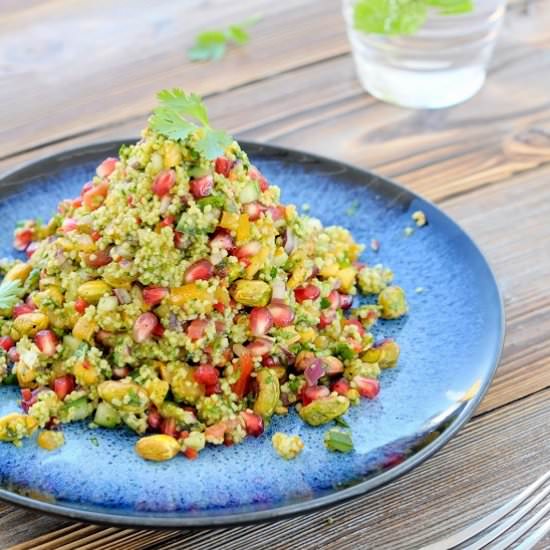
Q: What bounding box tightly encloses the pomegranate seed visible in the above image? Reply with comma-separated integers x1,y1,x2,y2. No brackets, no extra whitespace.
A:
132,312,159,343
210,229,234,250
147,408,162,430
214,157,232,177
81,181,94,196
21,388,32,402
34,330,58,356
249,307,273,336
183,448,199,460
243,202,265,221
249,166,269,192
160,215,175,227
205,381,222,396
174,231,185,249
354,376,380,399
96,157,117,178
21,388,39,413
241,410,264,437
13,229,33,251
91,230,101,242
7,347,19,363
61,218,78,232
0,336,14,352
267,205,285,221
190,175,213,198
262,355,279,368
247,337,274,356
161,417,178,437
194,364,219,386
74,297,88,315
85,249,112,268
301,385,330,406
327,290,341,309
152,323,165,338
143,286,168,306
234,241,261,259
339,293,354,310
152,169,176,197
345,318,366,337
214,302,225,313
13,304,35,318
294,284,320,303
83,181,109,210
331,378,350,396
184,259,214,283
268,301,294,327
318,310,336,329
53,375,75,400
187,319,208,341
112,366,130,379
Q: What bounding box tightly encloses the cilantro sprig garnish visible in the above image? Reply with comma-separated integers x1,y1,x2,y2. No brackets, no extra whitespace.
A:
150,89,233,159
354,0,474,36
188,15,261,62
0,279,24,311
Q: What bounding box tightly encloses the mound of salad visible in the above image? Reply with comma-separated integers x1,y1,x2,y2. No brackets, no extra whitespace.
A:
0,90,407,461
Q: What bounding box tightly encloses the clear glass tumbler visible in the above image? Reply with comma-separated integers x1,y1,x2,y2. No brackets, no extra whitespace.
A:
343,0,507,109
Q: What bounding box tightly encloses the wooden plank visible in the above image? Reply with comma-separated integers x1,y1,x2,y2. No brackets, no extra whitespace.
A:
0,0,349,160
3,388,548,549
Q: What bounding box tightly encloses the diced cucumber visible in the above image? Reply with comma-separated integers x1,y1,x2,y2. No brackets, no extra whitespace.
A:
239,181,260,204
94,402,121,428
60,396,93,422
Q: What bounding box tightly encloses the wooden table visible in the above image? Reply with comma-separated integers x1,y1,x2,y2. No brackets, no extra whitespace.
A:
1,1,549,548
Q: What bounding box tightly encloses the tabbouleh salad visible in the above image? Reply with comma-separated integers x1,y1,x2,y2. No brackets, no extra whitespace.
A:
0,90,407,462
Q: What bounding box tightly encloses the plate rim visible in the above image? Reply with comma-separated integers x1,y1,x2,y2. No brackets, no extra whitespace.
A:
0,139,505,528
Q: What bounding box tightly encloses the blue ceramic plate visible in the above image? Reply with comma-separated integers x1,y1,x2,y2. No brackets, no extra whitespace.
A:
0,141,504,527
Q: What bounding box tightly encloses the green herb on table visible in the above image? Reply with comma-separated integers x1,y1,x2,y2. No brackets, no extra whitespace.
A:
346,200,359,217
324,427,354,453
334,416,350,428
188,15,261,62
354,0,474,36
150,89,233,159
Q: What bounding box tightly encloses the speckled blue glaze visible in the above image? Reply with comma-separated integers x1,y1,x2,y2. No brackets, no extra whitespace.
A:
0,142,503,527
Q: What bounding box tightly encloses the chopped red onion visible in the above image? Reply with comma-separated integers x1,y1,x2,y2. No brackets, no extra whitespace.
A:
304,359,325,386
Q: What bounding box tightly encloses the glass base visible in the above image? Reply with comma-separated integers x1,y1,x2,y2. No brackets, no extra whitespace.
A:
354,58,486,109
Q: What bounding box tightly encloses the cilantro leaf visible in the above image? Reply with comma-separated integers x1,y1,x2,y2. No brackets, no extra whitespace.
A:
150,106,195,141
324,428,354,453
187,16,261,62
156,89,209,126
0,279,24,311
195,128,233,159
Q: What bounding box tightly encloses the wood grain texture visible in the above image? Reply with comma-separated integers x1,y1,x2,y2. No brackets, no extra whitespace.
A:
1,0,550,548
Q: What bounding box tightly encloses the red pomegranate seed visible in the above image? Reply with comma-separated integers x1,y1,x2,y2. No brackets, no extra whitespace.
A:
268,301,294,327
249,166,269,192
187,319,208,341
183,448,199,460
7,347,19,363
247,337,274,356
81,181,94,196
243,202,265,221
262,355,279,368
85,249,112,268
13,229,33,251
74,297,88,315
96,157,117,178
301,385,330,406
339,293,354,310
327,290,341,309
194,364,219,386
205,381,222,396
25,242,39,258
61,218,78,232
143,286,168,306
214,302,225,313
214,157,232,177
53,375,75,400
147,408,162,430
152,323,165,338
241,410,264,437
184,259,214,283
318,310,336,329
267,205,285,221
161,417,178,437
249,307,273,336
0,336,14,352
354,376,380,399
34,330,58,356
210,229,234,250
13,304,35,318
174,231,185,249
91,230,101,242
132,312,159,343
21,388,32,402
190,175,213,198
152,169,176,197
344,318,366,337
234,241,261,259
331,378,350,396
160,215,175,227
294,284,320,303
